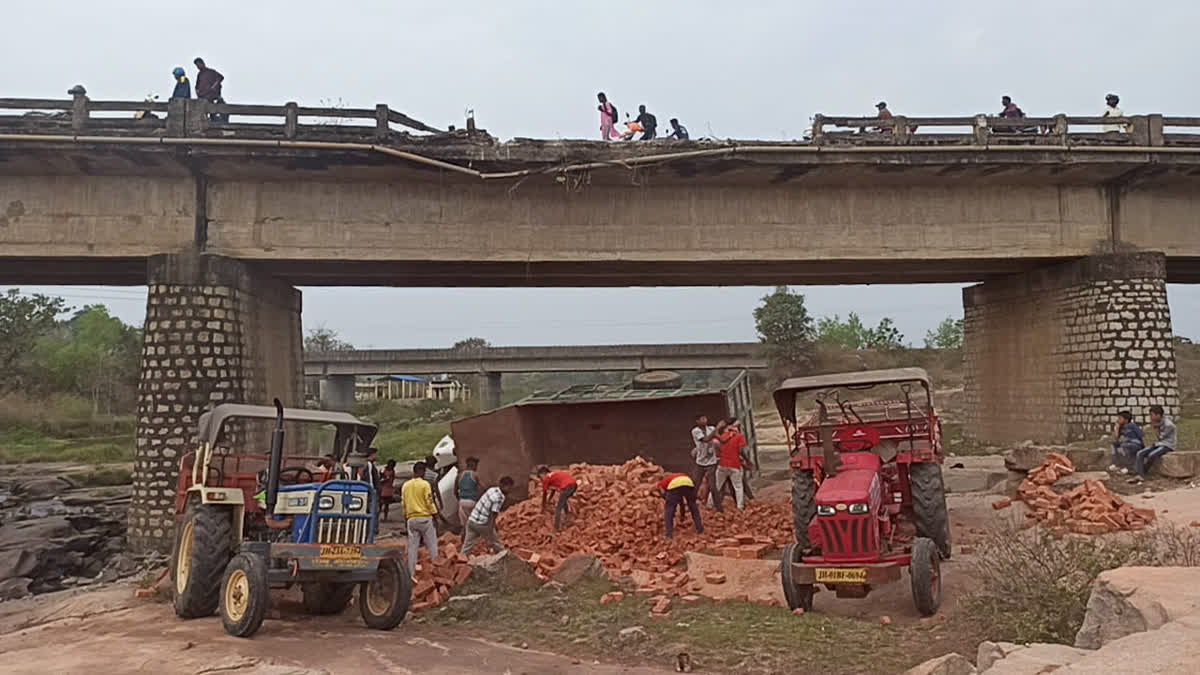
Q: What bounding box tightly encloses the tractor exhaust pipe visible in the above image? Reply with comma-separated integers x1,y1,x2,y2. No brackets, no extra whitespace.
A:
265,398,285,516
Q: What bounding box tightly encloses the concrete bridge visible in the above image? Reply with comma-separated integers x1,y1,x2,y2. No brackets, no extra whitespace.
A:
305,342,766,410
1,95,1195,551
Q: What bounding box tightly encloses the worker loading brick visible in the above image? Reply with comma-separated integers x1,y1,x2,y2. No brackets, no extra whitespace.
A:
538,466,579,531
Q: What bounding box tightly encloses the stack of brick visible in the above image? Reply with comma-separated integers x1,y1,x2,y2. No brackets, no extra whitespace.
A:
409,537,473,612
1016,452,1156,534
495,456,793,596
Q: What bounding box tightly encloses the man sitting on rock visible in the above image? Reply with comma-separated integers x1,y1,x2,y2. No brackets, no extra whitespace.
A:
1108,410,1144,475
1131,405,1177,482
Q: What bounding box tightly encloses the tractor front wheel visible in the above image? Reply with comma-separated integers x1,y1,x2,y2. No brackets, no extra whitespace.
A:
171,501,233,618
910,462,952,560
360,556,413,630
780,543,814,612
909,537,942,617
302,582,356,615
219,552,270,638
790,470,817,551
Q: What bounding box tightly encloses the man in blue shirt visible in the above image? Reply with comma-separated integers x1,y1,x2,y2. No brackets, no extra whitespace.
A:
1109,410,1144,475
455,456,481,526
170,67,191,100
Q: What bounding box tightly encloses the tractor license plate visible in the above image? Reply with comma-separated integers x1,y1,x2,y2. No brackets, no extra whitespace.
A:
319,545,363,560
815,568,867,584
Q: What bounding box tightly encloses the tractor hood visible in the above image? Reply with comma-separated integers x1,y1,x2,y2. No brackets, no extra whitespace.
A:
815,453,884,505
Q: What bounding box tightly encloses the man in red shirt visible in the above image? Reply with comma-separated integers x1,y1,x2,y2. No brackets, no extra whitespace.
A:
657,472,703,539
538,466,578,531
715,417,748,510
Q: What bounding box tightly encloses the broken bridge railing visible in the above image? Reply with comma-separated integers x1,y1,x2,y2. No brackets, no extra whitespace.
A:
811,114,1200,147
0,93,447,139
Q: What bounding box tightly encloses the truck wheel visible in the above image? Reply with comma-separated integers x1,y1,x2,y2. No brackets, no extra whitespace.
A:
302,582,356,615
219,552,270,638
791,470,817,551
909,537,942,617
360,556,412,630
910,462,951,560
172,501,233,618
780,543,814,612
630,370,683,390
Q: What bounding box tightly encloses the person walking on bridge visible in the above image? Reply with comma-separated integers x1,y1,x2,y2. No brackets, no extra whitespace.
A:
193,57,226,122
170,67,190,99
597,92,621,141
664,118,689,140
635,104,658,140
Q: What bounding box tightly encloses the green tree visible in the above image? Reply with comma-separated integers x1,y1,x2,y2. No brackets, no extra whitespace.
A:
866,317,905,350
34,305,141,413
753,286,815,375
0,289,68,391
815,313,868,349
924,316,964,349
304,326,353,352
452,337,491,352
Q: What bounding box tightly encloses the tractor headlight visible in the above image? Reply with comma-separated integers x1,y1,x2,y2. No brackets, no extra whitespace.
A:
349,496,364,511
318,495,335,510
848,503,870,515
817,505,835,517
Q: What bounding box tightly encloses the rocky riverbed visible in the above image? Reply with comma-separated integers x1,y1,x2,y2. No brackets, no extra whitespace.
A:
0,464,161,601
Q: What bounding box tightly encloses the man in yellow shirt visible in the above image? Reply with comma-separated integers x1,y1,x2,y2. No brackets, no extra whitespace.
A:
401,462,439,578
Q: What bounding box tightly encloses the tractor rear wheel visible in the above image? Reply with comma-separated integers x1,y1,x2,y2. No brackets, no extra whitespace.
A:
302,582,356,615
791,470,817,551
910,462,951,560
219,552,270,638
909,537,942,617
360,556,412,630
780,543,814,612
171,501,233,618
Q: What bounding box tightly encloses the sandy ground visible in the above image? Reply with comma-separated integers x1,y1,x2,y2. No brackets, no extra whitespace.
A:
0,585,670,675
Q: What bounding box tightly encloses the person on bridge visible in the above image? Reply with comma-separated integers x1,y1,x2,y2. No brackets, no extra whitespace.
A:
1102,94,1127,133
635,105,658,140
402,461,440,577
872,101,894,134
538,466,578,531
999,95,1025,119
664,118,689,140
1108,410,1144,475
597,92,621,141
193,58,227,122
658,471,703,539
170,67,190,100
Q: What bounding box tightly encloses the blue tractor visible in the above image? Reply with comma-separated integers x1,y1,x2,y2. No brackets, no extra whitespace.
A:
168,400,412,637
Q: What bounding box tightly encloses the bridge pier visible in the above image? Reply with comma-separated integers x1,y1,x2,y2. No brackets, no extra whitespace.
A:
128,253,303,553
479,372,502,411
963,252,1178,445
319,375,357,412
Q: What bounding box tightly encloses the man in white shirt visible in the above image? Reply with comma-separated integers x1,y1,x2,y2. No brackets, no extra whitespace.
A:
690,414,722,512
1102,93,1126,133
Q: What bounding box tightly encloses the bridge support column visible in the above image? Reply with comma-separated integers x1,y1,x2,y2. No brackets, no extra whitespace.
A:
963,252,1177,445
128,253,303,553
319,375,357,412
479,372,502,412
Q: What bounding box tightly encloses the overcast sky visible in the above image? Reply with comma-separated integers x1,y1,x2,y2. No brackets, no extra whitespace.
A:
6,1,1199,346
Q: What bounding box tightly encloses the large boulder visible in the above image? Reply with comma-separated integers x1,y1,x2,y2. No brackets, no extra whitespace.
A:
976,641,1089,674
1152,452,1198,479
551,554,609,586
944,468,1008,494
1074,566,1200,649
0,577,32,601
1004,447,1107,473
468,551,541,590
901,653,976,675
1059,612,1200,673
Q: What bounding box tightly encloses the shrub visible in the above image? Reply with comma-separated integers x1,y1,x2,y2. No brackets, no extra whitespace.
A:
964,520,1200,644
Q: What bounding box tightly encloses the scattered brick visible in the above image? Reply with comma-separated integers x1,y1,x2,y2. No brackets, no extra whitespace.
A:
792,608,805,616
600,591,625,605
880,615,892,626
651,596,672,614
991,499,1012,510
680,594,702,604
134,588,155,599
704,571,727,585
1015,453,1154,534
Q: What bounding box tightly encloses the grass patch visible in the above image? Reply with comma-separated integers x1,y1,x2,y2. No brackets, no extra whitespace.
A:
66,465,134,486
964,520,1200,644
353,399,474,463
0,427,134,464
425,578,968,675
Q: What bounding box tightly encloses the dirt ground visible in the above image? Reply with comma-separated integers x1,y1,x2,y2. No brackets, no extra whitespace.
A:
0,584,671,674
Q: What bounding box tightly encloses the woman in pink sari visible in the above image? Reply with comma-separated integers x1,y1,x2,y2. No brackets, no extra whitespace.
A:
597,92,621,140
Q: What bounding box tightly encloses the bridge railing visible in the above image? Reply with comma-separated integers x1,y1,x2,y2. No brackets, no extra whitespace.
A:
811,114,1200,147
0,93,447,139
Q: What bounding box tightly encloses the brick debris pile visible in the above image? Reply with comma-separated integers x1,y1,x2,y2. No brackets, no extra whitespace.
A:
408,536,472,612
1013,452,1156,534
495,456,794,596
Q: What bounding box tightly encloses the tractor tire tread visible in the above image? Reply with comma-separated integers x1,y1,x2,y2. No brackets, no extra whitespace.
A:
910,537,942,617
910,462,951,560
173,502,233,618
791,470,817,551
359,556,413,630
219,552,270,638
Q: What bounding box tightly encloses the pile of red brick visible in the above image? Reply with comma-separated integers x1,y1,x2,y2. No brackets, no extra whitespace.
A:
409,537,472,612
495,456,794,596
1016,452,1156,534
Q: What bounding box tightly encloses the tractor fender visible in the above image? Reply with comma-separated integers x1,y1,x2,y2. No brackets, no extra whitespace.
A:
188,486,246,543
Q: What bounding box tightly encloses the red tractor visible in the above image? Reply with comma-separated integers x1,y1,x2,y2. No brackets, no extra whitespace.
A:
774,368,949,616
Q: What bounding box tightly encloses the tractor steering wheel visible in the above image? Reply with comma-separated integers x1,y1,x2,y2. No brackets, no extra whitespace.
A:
277,467,315,485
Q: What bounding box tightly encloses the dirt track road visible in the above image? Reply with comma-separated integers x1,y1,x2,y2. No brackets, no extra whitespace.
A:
0,585,669,675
